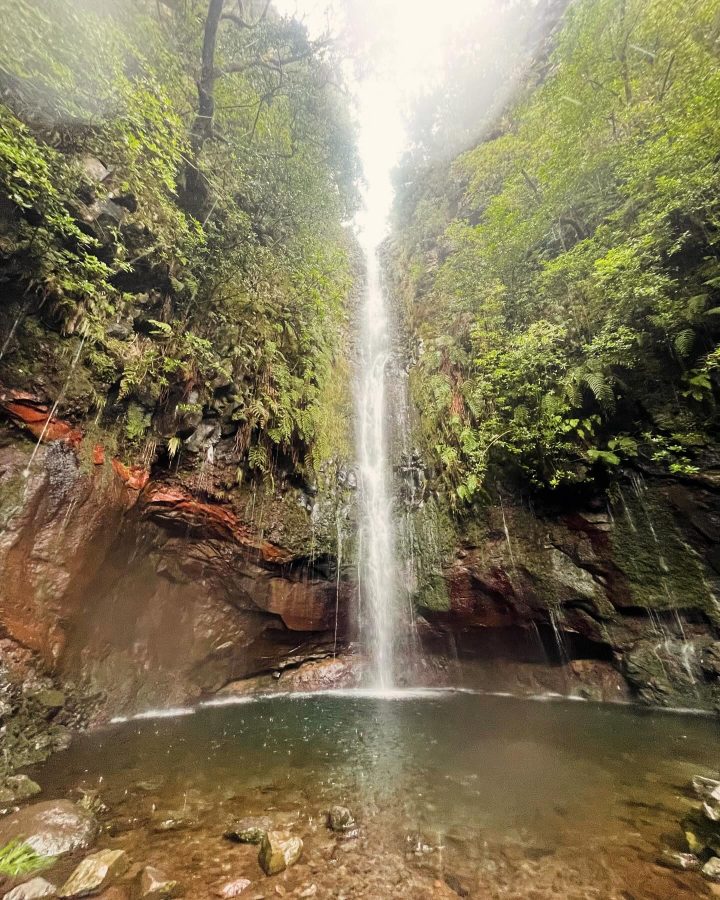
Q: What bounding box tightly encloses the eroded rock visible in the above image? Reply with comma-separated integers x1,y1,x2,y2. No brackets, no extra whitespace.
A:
0,801,98,857
258,831,302,876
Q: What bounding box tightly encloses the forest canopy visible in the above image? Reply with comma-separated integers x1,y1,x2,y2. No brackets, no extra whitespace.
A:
390,0,720,504
0,0,359,477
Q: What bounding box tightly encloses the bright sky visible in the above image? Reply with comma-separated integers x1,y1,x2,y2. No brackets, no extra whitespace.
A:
273,0,507,246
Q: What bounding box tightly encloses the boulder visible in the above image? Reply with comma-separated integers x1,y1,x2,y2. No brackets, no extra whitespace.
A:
59,849,129,898
258,831,302,876
224,817,272,845
0,802,98,857
138,866,180,898
327,806,356,835
703,857,720,882
3,878,57,899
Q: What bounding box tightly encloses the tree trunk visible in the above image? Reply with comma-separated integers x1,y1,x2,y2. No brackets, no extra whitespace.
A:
183,0,224,216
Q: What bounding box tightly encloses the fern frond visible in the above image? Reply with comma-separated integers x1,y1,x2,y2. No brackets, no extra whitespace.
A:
674,328,695,358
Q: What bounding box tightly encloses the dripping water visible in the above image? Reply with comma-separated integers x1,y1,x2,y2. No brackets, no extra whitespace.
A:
23,334,87,478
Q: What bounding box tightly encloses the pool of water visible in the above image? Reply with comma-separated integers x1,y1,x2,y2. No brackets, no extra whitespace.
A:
23,691,720,898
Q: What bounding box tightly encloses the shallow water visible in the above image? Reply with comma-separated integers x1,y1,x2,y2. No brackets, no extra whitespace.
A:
24,692,720,898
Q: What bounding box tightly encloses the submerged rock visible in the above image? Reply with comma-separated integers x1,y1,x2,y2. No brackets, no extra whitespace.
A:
224,816,272,844
327,806,356,835
151,815,199,833
215,879,251,898
3,877,57,899
657,849,701,871
258,831,302,876
703,857,720,881
704,786,720,822
0,775,41,804
682,811,720,855
59,849,129,897
692,776,720,801
138,865,180,898
0,801,98,857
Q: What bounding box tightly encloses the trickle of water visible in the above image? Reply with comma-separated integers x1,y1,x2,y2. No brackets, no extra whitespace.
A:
355,239,401,690
23,334,86,478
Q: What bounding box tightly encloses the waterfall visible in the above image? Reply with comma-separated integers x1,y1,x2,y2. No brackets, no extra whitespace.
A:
356,233,402,690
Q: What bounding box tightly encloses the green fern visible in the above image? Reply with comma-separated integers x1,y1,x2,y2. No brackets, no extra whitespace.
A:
248,443,269,474
673,328,695,358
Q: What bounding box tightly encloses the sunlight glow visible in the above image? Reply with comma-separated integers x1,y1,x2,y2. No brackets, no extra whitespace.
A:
273,0,508,245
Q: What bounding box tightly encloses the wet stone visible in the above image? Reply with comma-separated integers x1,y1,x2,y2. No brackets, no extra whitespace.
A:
224,817,272,844
704,858,720,882
3,877,57,899
152,815,199,833
258,831,303,876
682,811,720,855
691,776,720,801
657,849,701,871
327,807,356,835
0,801,98,857
704,786,720,823
59,849,129,898
215,879,251,898
138,865,180,898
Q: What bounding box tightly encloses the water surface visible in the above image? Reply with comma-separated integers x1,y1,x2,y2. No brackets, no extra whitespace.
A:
27,692,720,898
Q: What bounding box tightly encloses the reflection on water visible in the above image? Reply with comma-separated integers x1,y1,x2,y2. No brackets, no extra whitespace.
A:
26,694,720,898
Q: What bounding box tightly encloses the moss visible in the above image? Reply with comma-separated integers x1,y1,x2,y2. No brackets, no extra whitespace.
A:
415,571,450,612
611,486,716,619
404,500,452,612
0,313,98,415
309,352,354,470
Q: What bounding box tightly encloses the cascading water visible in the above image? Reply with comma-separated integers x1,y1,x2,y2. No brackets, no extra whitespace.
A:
355,233,402,690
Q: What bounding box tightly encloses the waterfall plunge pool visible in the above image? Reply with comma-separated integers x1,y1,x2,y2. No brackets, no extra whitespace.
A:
18,692,720,898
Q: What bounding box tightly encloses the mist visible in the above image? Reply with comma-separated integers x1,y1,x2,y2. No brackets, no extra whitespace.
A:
275,0,563,244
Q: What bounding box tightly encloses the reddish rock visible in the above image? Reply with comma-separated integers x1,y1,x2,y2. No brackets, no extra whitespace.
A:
0,387,82,445
111,459,150,491
141,484,292,563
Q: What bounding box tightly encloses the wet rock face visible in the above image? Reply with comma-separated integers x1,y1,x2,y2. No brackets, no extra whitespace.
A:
0,431,352,728
430,479,720,710
0,801,98,857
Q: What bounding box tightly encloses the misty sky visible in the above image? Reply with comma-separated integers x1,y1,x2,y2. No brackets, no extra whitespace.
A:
273,0,533,246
